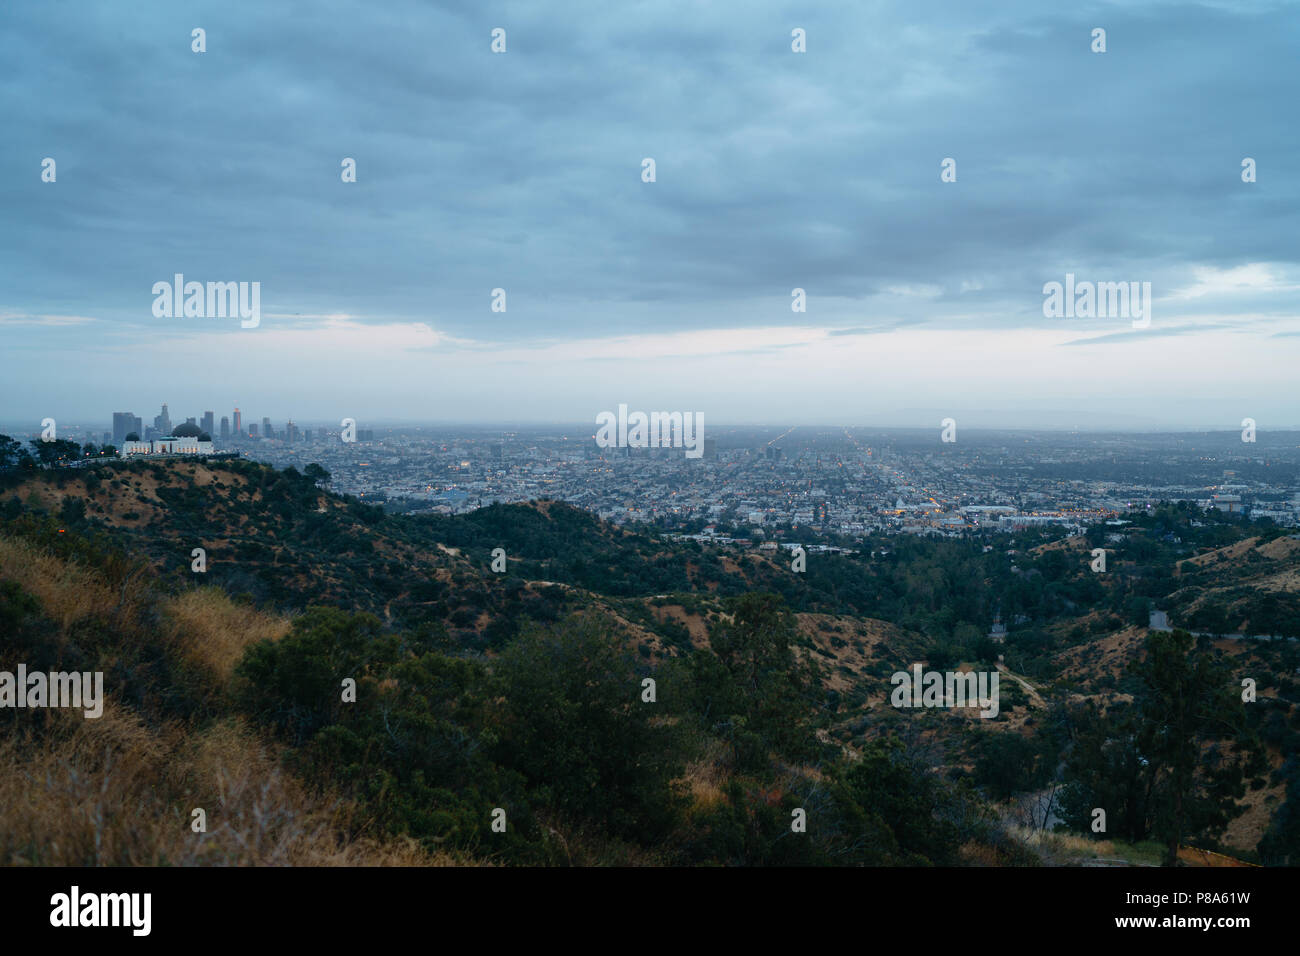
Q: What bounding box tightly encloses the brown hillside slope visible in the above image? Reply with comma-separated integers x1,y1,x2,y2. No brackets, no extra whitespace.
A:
0,537,475,867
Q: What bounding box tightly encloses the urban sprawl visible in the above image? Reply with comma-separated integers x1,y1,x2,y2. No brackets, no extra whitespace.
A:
33,404,1300,540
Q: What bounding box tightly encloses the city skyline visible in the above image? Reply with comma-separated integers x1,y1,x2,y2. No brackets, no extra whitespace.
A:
10,411,1300,435
9,406,1300,435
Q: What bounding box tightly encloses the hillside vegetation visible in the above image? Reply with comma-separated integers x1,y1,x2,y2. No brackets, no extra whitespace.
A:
1,455,1297,866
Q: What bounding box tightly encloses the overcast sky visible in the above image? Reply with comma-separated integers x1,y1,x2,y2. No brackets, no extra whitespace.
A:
2,0,1298,430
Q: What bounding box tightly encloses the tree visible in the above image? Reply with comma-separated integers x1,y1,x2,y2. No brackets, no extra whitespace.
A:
28,437,80,467
1259,756,1300,866
1059,630,1256,864
825,737,983,865
0,435,29,471
493,614,686,842
974,732,1042,801
1139,630,1254,865
690,592,822,768
1120,594,1149,629
236,606,395,743
303,463,331,488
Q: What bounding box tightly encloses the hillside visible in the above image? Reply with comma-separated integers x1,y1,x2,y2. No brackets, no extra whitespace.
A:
1,458,1297,866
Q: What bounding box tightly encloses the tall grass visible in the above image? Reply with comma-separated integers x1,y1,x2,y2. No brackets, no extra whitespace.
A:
0,534,474,866
162,587,292,686
0,705,469,866
0,535,116,632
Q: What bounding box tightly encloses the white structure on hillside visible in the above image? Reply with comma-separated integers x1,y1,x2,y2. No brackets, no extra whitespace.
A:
120,422,214,457
121,436,214,456
988,617,1007,644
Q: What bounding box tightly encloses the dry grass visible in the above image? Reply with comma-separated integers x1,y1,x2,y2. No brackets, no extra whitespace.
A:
529,811,670,866
161,587,292,685
1021,827,1116,857
0,534,118,632
0,703,471,866
681,737,732,813
1001,823,1146,865
0,532,477,866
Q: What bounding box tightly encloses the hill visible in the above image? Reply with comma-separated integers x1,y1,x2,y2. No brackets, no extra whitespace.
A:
1,457,1297,866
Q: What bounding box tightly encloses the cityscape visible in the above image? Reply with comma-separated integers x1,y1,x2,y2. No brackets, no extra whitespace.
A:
13,402,1300,537
2,0,1295,922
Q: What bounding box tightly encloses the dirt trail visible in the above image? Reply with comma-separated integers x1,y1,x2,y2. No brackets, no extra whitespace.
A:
996,663,1046,709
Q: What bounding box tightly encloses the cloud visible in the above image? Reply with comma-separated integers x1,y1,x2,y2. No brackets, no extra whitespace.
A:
1167,263,1300,301
1060,323,1236,346
2,0,1299,424
0,313,98,326
827,319,920,336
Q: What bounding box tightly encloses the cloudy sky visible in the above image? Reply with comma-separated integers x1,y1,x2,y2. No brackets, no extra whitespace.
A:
2,0,1298,430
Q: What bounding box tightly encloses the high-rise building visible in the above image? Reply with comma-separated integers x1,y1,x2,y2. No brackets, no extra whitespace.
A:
201,411,215,436
219,416,230,440
154,403,172,436
286,420,299,443
262,417,273,440
233,406,242,437
112,412,142,447
248,424,259,438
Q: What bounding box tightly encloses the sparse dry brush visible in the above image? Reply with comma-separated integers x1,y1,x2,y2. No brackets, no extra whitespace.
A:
1003,823,1118,864
682,738,731,814
0,535,472,867
0,703,467,866
0,535,117,632
162,587,292,686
